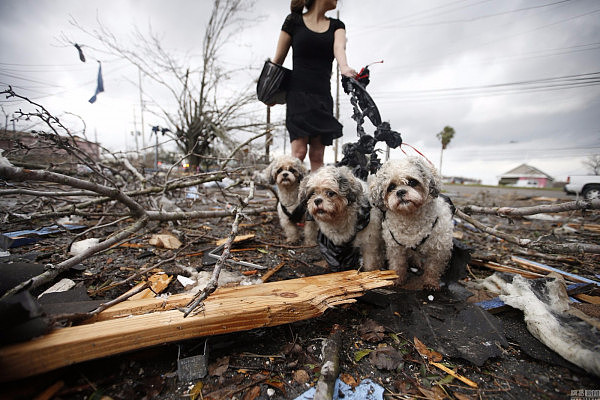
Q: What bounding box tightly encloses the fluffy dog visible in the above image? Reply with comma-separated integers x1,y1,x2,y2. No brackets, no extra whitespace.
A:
299,165,383,271
265,155,316,245
369,156,454,290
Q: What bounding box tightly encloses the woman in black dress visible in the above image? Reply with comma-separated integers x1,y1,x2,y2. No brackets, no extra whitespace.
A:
272,0,357,172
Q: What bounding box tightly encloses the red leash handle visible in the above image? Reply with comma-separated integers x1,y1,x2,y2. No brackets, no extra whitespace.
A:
356,60,384,80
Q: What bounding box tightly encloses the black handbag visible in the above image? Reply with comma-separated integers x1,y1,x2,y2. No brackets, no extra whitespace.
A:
256,59,291,105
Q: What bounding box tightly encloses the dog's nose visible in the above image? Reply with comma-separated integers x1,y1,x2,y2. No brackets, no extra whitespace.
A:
282,172,289,177
314,198,323,206
396,189,407,198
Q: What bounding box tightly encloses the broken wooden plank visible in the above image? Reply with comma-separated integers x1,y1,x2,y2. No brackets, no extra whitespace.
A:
216,233,254,246
468,259,547,280
511,256,600,286
0,270,397,381
126,272,173,300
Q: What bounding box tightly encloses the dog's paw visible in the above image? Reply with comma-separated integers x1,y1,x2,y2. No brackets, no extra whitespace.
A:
303,238,317,247
393,273,407,286
422,279,441,291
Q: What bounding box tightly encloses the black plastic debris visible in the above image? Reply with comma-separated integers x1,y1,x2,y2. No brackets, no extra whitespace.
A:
0,291,50,345
0,262,45,296
362,288,508,366
2,224,87,248
38,286,104,316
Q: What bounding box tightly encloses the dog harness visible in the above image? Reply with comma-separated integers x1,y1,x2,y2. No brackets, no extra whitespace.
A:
388,216,439,252
317,203,371,272
385,194,455,252
280,202,307,224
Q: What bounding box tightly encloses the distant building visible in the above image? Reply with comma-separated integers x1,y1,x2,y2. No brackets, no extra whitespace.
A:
498,163,554,188
0,130,100,166
442,176,482,185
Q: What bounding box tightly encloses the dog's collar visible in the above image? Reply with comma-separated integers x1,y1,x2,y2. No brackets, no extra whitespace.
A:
388,216,439,252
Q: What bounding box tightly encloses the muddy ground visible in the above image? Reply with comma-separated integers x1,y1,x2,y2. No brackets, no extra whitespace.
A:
1,184,599,400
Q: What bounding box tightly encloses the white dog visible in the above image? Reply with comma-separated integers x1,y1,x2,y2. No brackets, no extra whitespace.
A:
369,156,454,290
265,155,317,245
299,165,383,271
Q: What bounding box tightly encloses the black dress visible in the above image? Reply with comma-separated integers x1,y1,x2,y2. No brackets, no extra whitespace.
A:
281,13,345,146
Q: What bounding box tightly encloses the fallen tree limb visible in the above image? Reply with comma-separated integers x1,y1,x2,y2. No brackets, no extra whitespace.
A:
180,182,255,317
0,270,398,381
462,199,600,217
455,209,600,254
313,327,342,400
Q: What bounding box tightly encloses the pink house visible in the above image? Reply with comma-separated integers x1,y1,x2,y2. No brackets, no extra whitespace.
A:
498,164,554,188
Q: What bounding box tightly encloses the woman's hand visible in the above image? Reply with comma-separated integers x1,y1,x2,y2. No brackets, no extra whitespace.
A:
340,65,357,77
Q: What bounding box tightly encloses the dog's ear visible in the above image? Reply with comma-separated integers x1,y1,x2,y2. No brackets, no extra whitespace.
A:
422,159,441,198
368,174,386,210
295,159,308,181
297,176,312,207
264,161,276,185
337,167,363,204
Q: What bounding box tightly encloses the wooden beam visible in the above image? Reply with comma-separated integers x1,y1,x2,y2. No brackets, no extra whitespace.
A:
0,270,397,381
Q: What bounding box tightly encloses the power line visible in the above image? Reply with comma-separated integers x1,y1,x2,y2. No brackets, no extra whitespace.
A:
361,72,600,102
374,0,574,30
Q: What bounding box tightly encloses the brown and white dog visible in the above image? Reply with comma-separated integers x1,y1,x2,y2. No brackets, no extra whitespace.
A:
299,165,383,271
265,155,316,245
369,156,454,290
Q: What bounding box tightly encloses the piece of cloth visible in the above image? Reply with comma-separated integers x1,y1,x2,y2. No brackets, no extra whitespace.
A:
89,61,104,103
281,13,345,145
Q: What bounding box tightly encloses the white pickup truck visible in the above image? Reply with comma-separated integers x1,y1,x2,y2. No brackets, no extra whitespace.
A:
564,175,600,200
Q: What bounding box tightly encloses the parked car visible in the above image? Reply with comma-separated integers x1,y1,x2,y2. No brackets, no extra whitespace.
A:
564,175,600,200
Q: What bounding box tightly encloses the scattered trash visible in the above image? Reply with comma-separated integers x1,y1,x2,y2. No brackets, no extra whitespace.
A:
3,224,87,248
38,278,76,299
149,234,182,250
485,272,600,377
177,275,196,289
178,341,208,382
294,378,384,400
126,272,172,300
69,238,100,256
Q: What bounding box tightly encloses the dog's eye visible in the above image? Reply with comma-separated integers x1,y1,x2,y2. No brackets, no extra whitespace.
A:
407,179,419,187
387,183,397,193
326,190,336,198
276,168,283,175
288,168,296,174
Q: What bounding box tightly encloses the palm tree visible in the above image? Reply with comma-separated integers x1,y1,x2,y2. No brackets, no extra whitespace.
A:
436,125,455,176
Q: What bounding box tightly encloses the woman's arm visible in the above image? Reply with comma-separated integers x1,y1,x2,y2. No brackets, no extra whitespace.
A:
334,29,356,77
273,31,292,65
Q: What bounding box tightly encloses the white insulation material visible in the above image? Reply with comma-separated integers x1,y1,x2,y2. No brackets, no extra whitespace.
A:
488,273,600,377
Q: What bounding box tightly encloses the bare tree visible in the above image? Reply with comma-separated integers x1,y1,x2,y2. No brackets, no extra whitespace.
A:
68,0,265,171
582,154,600,175
0,87,274,300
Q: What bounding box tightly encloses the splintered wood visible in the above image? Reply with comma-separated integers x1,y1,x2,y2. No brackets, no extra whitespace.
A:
0,270,397,381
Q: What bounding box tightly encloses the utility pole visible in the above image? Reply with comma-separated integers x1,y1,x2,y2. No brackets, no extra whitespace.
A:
265,106,272,163
151,126,170,170
138,67,146,151
334,9,341,164
132,108,139,158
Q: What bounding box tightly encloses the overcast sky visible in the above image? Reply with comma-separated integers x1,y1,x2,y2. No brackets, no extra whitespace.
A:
1,0,599,184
